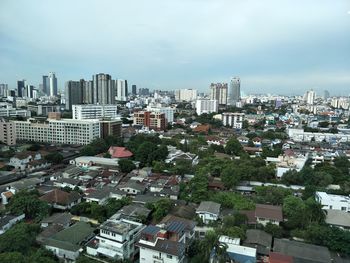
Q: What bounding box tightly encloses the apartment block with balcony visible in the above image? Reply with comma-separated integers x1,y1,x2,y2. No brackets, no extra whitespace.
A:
0,118,16,145
86,218,144,260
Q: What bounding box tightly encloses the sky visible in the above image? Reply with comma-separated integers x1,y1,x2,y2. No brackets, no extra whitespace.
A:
0,0,350,95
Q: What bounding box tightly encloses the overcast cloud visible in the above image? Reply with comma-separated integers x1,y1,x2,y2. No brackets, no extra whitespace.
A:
0,0,349,95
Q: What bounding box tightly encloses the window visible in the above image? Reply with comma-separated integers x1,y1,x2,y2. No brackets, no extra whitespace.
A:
166,254,173,259
341,207,346,211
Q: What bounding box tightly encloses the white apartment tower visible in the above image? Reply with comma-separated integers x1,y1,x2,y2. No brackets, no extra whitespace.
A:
195,99,218,115
210,83,228,105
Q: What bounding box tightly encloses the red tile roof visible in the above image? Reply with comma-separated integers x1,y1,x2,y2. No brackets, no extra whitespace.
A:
269,252,293,263
108,146,133,158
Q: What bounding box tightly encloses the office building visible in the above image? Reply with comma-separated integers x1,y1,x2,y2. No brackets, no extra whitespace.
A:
222,112,245,129
324,90,330,100
86,218,144,260
133,111,166,131
146,106,174,123
210,83,228,106
48,72,58,97
65,81,83,111
14,114,100,145
175,89,197,102
17,80,26,97
132,85,137,95
195,99,218,115
229,77,241,105
42,75,49,95
27,104,60,116
93,73,115,104
116,79,128,101
139,88,150,96
72,104,118,120
82,79,93,104
0,119,16,145
0,84,8,97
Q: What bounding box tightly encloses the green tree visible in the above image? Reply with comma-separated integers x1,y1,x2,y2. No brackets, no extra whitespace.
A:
190,168,209,203
0,252,25,263
45,152,64,164
7,190,49,221
283,196,306,229
221,164,241,189
147,198,172,222
0,223,40,254
264,222,283,238
118,159,136,173
254,186,292,205
225,137,244,156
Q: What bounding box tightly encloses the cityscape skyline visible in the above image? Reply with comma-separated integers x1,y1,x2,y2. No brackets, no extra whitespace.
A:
1,0,350,95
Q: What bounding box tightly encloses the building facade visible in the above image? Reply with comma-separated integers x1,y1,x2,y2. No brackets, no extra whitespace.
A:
175,89,197,102
14,116,100,145
93,73,115,105
195,99,218,115
229,77,241,105
133,111,166,130
222,112,245,129
116,79,128,101
210,83,228,106
48,72,58,97
146,106,174,123
0,119,16,145
72,104,118,120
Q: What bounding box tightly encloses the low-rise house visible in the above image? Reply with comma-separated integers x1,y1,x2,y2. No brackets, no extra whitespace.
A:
117,181,146,195
86,218,144,260
273,239,331,263
1,190,14,205
315,191,350,212
210,236,256,263
44,222,94,261
115,204,151,222
255,204,283,226
53,178,81,190
40,189,82,210
324,209,350,230
269,252,294,263
9,151,42,170
159,215,196,245
136,225,186,263
196,201,221,224
108,146,133,159
0,214,25,235
244,229,272,255
27,159,50,172
41,213,73,228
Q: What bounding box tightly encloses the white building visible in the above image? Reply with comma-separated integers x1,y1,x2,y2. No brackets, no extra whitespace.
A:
72,104,118,120
222,112,245,129
0,214,25,235
137,225,186,263
287,128,350,143
86,218,144,260
0,104,30,118
146,106,175,123
0,118,16,145
14,118,100,145
305,89,316,105
196,201,221,224
116,79,128,101
175,89,197,102
195,99,218,115
315,191,350,212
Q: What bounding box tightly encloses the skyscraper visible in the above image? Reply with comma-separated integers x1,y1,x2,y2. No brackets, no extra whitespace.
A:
132,85,137,95
324,90,330,100
17,80,26,97
116,79,128,101
65,81,83,111
305,89,316,105
0,84,8,97
92,73,115,104
42,75,49,95
48,72,58,96
210,83,228,105
81,79,93,104
229,77,241,105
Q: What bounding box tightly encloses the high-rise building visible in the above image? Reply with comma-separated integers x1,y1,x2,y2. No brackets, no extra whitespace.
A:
139,88,150,96
17,80,26,97
48,72,58,96
222,112,245,129
132,85,137,95
175,89,197,102
81,79,93,104
324,90,330,100
146,106,175,123
65,81,83,111
210,83,228,106
116,79,128,101
229,77,241,105
42,75,49,95
195,99,218,115
0,84,8,97
93,73,115,104
305,90,316,105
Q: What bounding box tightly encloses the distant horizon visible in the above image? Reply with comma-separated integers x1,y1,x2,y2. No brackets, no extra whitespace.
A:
1,0,350,95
